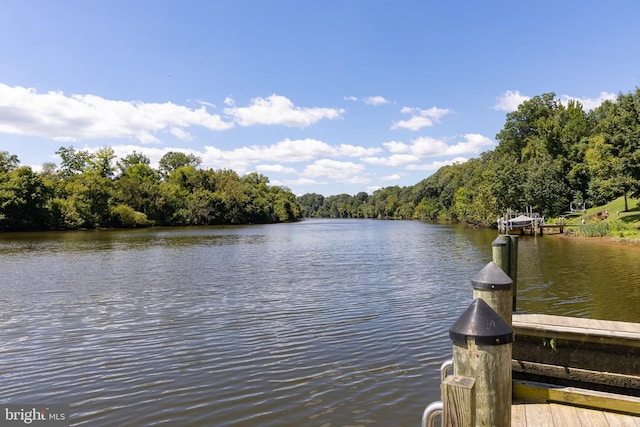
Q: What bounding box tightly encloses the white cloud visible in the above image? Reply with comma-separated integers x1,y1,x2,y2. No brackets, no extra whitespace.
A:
343,95,389,105
281,177,327,186
446,133,495,155
152,138,378,174
255,164,297,174
494,90,615,113
0,84,233,143
409,134,494,157
0,85,346,145
391,106,451,130
337,144,382,157
383,140,410,153
380,173,403,182
169,127,191,140
303,159,368,184
224,94,344,127
198,139,333,170
198,100,216,108
391,116,434,131
493,90,530,112
409,136,450,156
362,153,419,166
364,96,389,106
559,91,616,111
407,157,469,171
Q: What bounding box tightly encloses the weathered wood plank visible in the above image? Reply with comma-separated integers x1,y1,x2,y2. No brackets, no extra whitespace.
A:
512,324,640,348
524,403,554,427
575,405,609,427
512,360,640,390
548,403,579,426
513,380,640,415
513,313,640,335
442,375,475,427
511,403,527,426
512,402,640,426
603,411,640,427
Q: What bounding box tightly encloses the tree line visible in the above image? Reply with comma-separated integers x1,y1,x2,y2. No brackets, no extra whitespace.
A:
2,89,637,231
0,149,302,230
298,89,640,225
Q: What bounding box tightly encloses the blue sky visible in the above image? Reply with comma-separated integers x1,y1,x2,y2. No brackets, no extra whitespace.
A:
1,1,638,196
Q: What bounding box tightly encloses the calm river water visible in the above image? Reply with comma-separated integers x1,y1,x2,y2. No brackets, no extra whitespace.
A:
1,219,639,426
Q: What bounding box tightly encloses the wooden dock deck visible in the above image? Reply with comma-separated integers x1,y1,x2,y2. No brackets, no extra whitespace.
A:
512,401,640,426
422,241,640,426
511,313,640,426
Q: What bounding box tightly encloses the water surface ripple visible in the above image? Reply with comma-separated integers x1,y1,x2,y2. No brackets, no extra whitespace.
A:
1,219,638,426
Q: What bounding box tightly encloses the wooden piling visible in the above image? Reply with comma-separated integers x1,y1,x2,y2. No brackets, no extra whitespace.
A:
449,299,514,427
491,234,519,312
508,235,518,311
491,235,510,276
471,261,513,325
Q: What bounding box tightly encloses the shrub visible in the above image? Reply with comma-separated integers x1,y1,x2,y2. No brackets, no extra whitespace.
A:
110,204,150,227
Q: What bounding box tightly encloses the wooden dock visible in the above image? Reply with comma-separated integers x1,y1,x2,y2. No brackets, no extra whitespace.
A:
512,313,640,393
421,239,640,426
497,210,589,236
511,313,640,426
512,401,640,426
424,313,640,426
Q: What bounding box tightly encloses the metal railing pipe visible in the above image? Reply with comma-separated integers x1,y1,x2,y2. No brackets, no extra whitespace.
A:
440,359,453,383
421,401,442,427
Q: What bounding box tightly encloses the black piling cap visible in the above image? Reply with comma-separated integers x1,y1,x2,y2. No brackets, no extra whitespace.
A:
492,235,508,247
471,262,513,291
449,298,514,346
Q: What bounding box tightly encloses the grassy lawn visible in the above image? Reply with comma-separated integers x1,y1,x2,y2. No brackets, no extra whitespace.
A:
547,196,640,239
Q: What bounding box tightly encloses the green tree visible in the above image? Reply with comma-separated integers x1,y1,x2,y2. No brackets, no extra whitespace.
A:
117,151,151,173
114,159,160,219
270,186,301,222
155,181,190,224
0,166,50,229
50,147,115,228
495,93,559,162
55,146,92,176
587,89,640,211
297,193,325,217
242,172,272,223
88,147,117,178
0,151,19,173
158,151,202,177
53,172,112,228
184,189,225,225
522,157,569,217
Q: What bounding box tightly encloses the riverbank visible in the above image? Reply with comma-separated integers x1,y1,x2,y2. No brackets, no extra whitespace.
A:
554,232,640,252
542,196,640,249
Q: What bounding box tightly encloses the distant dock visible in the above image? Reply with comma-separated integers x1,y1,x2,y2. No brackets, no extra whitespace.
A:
498,208,609,236
497,210,545,235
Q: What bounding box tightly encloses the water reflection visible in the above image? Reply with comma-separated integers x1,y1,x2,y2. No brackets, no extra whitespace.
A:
0,221,638,426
